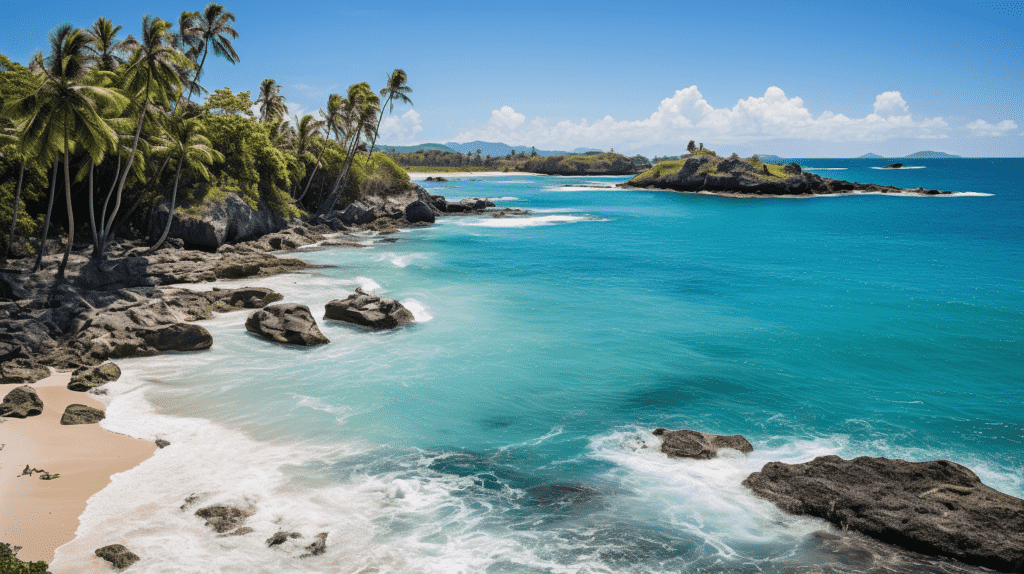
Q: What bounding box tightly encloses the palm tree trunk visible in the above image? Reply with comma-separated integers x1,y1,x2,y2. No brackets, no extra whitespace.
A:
178,44,208,110
56,140,74,283
98,92,148,259
32,160,59,273
365,95,392,162
297,143,328,202
88,162,99,254
147,156,184,253
2,160,25,265
317,129,363,216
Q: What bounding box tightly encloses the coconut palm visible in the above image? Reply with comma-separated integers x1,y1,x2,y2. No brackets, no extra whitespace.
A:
366,68,412,160
96,15,190,259
291,113,323,198
256,78,286,123
84,17,128,71
316,82,379,216
181,4,239,106
148,116,223,252
297,95,343,202
8,23,127,281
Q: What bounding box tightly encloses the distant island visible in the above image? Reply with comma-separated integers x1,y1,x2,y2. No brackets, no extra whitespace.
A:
857,151,962,159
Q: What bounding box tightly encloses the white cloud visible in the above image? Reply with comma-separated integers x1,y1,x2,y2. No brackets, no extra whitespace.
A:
378,109,423,144
966,119,1018,136
454,86,953,152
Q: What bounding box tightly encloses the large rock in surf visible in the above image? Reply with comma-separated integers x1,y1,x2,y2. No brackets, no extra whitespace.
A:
245,304,330,346
68,362,121,392
742,455,1024,572
94,544,140,569
652,428,753,459
194,504,255,534
404,200,436,224
323,288,415,330
141,323,214,352
60,404,105,425
0,385,43,418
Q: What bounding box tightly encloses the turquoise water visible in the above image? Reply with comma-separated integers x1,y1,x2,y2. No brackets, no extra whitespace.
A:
65,159,1022,573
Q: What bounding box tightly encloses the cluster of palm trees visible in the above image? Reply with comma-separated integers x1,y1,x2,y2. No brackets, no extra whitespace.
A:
0,5,413,285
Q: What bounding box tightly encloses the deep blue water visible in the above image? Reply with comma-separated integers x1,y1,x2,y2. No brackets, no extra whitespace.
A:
67,159,1023,573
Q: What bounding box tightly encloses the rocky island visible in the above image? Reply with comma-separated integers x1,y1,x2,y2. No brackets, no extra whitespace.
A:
621,152,953,197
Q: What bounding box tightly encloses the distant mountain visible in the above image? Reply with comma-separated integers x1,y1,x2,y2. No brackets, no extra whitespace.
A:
857,153,885,159
903,150,961,158
377,143,457,154
444,141,575,157
572,147,602,153
757,154,786,162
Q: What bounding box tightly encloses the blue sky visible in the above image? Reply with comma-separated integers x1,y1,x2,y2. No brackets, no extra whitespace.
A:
2,0,1021,156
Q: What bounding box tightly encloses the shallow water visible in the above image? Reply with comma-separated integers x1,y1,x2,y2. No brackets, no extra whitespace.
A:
60,159,1023,573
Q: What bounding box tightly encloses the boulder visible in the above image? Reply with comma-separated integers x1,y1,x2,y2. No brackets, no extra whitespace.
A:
155,439,170,449
60,404,105,425
882,163,904,169
742,455,1024,572
336,202,379,225
245,304,330,346
68,362,121,392
148,195,289,251
323,288,415,330
207,287,283,312
301,532,329,558
404,200,436,224
783,162,802,174
194,504,254,534
94,544,140,569
140,323,213,352
266,531,302,547
652,428,753,459
0,385,43,418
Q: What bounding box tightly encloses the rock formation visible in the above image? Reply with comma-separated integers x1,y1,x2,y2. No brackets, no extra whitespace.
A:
743,455,1024,572
194,504,254,534
652,428,754,459
245,304,330,346
68,362,121,392
94,544,140,569
324,288,415,330
0,385,43,418
60,404,105,425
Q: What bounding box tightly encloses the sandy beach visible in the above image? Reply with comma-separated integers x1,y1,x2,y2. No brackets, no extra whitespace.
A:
0,370,155,564
408,170,543,179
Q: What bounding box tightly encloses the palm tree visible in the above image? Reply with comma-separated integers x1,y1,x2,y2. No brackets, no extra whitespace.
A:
256,78,286,123
96,14,190,259
8,23,126,281
316,82,379,216
297,95,343,202
292,113,323,198
148,116,223,252
181,4,238,106
366,68,412,160
84,17,128,71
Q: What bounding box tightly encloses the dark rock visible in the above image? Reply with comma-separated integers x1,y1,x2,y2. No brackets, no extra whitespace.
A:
324,288,415,330
492,208,531,218
0,385,43,418
60,404,105,425
206,287,283,312
881,163,904,169
155,439,170,449
742,455,1024,572
337,202,379,225
404,200,436,224
245,304,330,346
424,176,448,182
180,492,210,510
221,526,254,537
266,531,302,547
94,544,140,569
301,532,328,558
652,428,753,459
148,194,289,251
783,162,802,175
68,362,121,392
140,323,213,352
195,504,254,533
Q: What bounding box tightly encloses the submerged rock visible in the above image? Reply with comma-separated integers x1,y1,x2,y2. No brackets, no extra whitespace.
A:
652,428,753,459
155,439,170,449
742,455,1024,572
60,404,105,425
323,288,415,330
68,362,121,392
301,532,329,558
94,544,140,569
0,385,43,418
266,531,302,547
881,163,904,169
245,304,330,346
194,504,254,534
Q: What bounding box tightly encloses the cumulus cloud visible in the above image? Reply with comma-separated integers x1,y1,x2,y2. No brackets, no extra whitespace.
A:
377,109,423,144
454,86,954,151
966,119,1018,136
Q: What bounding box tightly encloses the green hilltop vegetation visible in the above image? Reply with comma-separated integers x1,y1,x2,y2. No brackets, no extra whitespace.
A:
0,5,415,281
388,147,650,175
631,148,790,184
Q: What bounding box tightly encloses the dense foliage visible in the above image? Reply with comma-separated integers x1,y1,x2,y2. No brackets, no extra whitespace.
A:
0,6,413,277
0,543,49,574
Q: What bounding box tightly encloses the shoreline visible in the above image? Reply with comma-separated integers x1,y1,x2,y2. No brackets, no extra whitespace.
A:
0,370,156,564
619,184,988,199
409,171,544,179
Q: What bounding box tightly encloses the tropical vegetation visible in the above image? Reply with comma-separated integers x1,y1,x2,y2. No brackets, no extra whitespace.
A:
0,5,414,282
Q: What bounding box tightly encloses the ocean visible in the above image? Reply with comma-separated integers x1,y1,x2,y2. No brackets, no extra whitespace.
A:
58,159,1023,573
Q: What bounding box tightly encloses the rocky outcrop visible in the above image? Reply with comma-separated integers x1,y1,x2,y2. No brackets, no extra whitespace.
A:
652,428,753,459
245,304,330,346
881,163,904,169
194,504,254,534
94,544,140,569
266,531,302,547
624,155,952,196
743,455,1024,572
68,362,121,392
148,195,289,251
0,385,43,418
301,532,329,558
155,439,170,449
323,288,415,330
405,200,436,224
522,152,641,175
140,323,213,352
442,198,496,213
60,404,105,425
